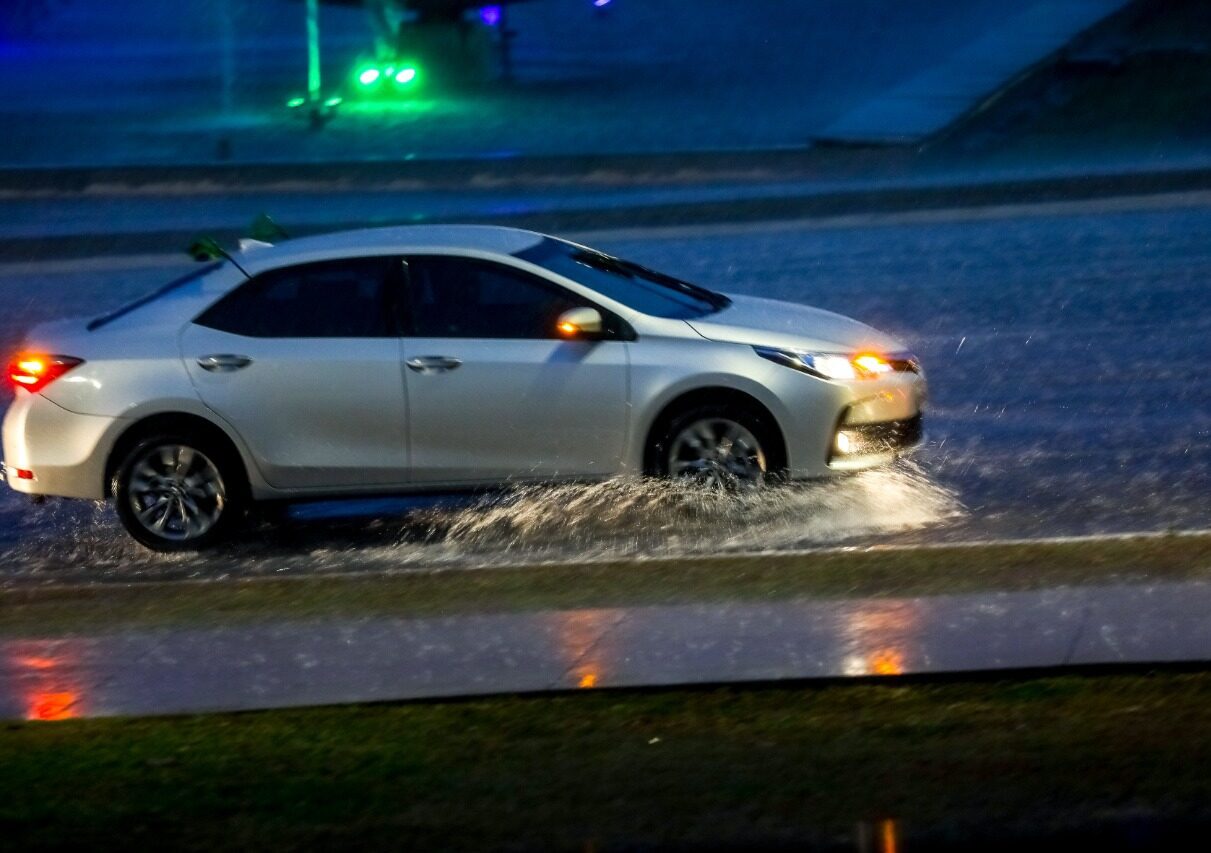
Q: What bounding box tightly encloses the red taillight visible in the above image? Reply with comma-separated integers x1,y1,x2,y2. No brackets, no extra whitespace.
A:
7,354,84,394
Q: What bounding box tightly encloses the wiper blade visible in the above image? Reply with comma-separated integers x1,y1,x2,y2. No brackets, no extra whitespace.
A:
572,250,629,277
571,250,731,309
615,258,732,309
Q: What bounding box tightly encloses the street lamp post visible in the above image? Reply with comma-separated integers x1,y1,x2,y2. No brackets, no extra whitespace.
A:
306,0,323,127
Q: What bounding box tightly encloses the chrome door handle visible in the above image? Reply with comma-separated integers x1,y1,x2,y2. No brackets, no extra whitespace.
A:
197,354,253,372
405,356,462,374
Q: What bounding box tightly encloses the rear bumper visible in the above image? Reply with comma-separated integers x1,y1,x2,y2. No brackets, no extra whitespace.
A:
2,391,122,500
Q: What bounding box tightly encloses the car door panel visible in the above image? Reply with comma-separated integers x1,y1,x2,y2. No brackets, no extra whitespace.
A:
182,327,407,489
180,256,409,491
403,337,628,483
402,255,630,484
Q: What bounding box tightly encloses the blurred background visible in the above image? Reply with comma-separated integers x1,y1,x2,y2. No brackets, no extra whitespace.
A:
0,0,1207,167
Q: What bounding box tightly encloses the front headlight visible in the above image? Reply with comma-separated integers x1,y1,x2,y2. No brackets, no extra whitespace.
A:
754,346,901,380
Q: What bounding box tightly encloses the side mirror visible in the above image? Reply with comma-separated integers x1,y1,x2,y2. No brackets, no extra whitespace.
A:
556,307,604,339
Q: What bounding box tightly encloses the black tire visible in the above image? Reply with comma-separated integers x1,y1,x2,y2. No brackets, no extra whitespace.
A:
645,401,787,485
113,431,248,552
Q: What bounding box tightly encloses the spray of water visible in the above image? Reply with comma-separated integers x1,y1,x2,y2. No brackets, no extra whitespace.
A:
0,460,962,583
402,459,963,564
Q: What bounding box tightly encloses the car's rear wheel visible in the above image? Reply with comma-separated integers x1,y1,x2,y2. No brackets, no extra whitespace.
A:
650,403,785,488
114,434,246,551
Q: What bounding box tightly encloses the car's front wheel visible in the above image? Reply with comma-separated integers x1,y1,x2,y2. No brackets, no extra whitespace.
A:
649,403,785,488
113,434,246,551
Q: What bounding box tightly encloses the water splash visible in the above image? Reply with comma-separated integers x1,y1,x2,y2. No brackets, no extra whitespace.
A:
0,460,963,583
401,459,963,562
0,497,181,578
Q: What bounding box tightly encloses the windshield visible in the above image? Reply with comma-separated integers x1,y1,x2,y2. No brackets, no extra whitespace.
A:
516,238,730,319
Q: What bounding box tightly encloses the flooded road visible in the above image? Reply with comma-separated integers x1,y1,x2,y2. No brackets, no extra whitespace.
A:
1,197,1209,583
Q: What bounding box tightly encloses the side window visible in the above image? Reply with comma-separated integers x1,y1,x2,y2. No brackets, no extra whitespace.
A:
194,257,398,338
405,256,588,339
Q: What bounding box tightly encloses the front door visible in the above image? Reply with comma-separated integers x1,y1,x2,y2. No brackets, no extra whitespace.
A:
401,255,629,484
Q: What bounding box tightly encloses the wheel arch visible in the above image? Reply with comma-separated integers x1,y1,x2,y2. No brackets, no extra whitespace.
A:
639,385,789,476
103,411,251,498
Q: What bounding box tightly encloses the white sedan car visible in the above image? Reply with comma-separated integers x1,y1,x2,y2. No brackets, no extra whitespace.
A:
3,225,925,550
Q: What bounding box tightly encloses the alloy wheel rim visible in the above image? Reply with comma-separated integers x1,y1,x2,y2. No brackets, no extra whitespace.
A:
668,418,767,487
127,444,226,541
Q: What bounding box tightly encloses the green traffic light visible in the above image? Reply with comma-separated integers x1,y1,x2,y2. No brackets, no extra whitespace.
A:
394,67,418,85
357,67,381,86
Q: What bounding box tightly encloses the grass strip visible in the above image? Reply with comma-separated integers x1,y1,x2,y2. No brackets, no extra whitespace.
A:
2,670,1211,850
2,534,1209,637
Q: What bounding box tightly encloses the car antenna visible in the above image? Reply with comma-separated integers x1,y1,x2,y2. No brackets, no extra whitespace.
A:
187,236,251,278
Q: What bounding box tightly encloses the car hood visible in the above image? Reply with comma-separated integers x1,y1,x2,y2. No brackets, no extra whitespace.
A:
686,294,906,353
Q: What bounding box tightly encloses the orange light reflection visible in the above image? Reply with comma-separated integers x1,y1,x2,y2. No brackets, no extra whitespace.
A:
841,601,919,677
28,691,80,721
7,641,88,721
868,650,905,677
880,819,898,853
551,609,622,691
15,656,58,671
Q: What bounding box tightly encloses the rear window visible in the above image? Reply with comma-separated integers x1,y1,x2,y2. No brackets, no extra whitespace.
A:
87,262,222,331
193,257,397,338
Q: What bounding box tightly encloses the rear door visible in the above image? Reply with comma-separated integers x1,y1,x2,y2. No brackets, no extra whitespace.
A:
180,256,409,490
401,255,629,484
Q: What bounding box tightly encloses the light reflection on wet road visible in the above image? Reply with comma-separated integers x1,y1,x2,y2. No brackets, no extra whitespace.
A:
4,579,1210,720
0,197,1208,582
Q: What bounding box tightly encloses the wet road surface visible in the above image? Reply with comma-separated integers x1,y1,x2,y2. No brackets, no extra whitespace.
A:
1,194,1209,583
5,577,1210,720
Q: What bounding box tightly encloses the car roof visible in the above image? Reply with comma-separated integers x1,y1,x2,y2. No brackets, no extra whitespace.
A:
237,224,547,274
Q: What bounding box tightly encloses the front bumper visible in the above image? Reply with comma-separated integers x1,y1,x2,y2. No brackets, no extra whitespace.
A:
827,413,923,471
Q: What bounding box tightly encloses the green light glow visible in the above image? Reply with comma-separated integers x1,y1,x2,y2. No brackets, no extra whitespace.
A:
358,68,381,86
286,97,306,108
343,98,442,117
394,67,418,85
324,96,343,107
